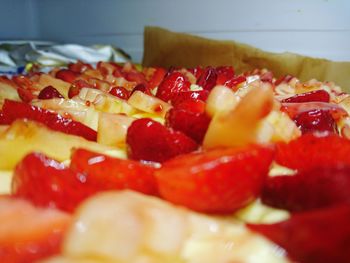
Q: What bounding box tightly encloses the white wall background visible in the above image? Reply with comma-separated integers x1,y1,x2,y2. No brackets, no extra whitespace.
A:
1,0,350,63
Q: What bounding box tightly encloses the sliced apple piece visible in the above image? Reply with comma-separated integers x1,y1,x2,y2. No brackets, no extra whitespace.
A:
32,98,99,131
128,90,172,118
61,191,287,263
205,85,240,117
0,120,125,170
97,112,135,147
76,88,136,115
0,77,20,106
203,84,274,148
37,74,70,98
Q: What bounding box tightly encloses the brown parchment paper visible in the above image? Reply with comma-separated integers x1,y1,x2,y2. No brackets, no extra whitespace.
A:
142,26,350,91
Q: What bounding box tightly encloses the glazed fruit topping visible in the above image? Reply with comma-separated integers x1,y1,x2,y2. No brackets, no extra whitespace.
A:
171,89,209,106
1,99,97,141
276,132,350,172
156,145,274,213
55,69,78,83
126,118,198,162
293,109,337,134
38,85,64,100
109,86,130,100
248,204,350,263
282,89,330,103
13,150,158,212
165,99,211,143
262,165,350,212
196,66,217,91
156,71,191,102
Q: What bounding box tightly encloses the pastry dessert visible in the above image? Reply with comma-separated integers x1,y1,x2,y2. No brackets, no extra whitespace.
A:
0,61,349,263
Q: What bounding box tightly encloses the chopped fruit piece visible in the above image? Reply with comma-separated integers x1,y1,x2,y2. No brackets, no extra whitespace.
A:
248,204,350,263
223,75,246,89
109,86,130,100
17,87,36,102
282,89,330,103
156,72,191,102
68,79,93,98
97,112,135,147
68,60,93,73
205,85,240,117
61,191,285,263
131,83,152,96
293,109,337,134
127,118,198,162
196,66,217,91
13,150,157,212
55,69,78,83
128,90,171,117
2,100,97,141
148,67,167,89
0,197,71,263
165,100,210,143
262,165,350,212
275,132,350,171
37,74,71,98
215,66,235,85
171,89,209,106
70,148,158,196
0,120,120,170
0,77,20,103
275,74,294,86
281,102,347,120
156,145,274,213
203,84,274,148
38,86,64,100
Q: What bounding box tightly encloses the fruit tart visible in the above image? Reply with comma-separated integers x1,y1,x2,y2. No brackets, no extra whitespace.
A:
0,62,350,263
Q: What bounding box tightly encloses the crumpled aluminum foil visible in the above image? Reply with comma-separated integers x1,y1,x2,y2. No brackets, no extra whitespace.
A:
0,41,131,75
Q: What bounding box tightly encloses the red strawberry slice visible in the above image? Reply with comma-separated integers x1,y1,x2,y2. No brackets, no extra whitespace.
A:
55,69,78,83
156,72,191,102
215,66,235,85
70,148,158,196
126,118,198,162
2,99,97,141
109,86,130,100
248,204,350,263
222,75,246,89
0,197,71,263
196,66,217,91
148,67,167,89
13,151,158,212
68,60,93,73
170,89,209,106
282,89,330,103
165,100,211,143
38,85,64,100
262,165,350,212
156,145,274,213
293,109,337,134
275,132,350,171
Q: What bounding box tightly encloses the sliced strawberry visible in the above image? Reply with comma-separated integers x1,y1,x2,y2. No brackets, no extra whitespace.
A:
156,72,191,102
156,145,274,213
222,75,246,89
131,83,152,96
13,151,158,212
282,89,330,103
196,66,217,91
68,79,93,98
70,148,158,196
126,118,198,163
109,86,130,100
2,99,97,141
281,102,347,120
187,66,204,79
17,87,36,102
216,66,235,85
148,67,167,89
293,109,337,134
38,85,64,100
170,89,209,106
275,132,350,171
262,165,350,212
0,110,9,125
275,74,294,85
165,100,211,143
248,204,350,263
55,69,78,83
0,197,71,263
68,60,93,73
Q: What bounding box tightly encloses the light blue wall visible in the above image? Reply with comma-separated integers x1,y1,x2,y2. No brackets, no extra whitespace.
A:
1,0,350,62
